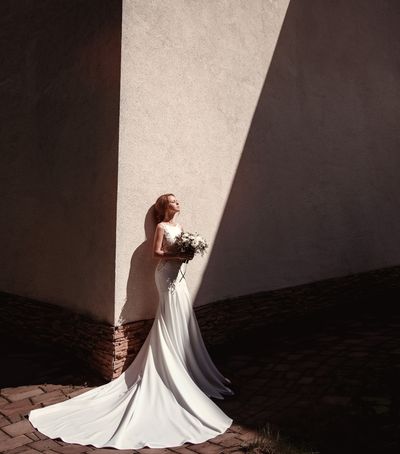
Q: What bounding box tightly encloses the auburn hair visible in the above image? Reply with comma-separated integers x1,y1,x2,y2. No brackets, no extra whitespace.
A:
154,193,175,223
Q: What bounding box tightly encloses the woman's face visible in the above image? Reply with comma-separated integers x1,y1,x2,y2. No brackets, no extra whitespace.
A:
167,195,180,214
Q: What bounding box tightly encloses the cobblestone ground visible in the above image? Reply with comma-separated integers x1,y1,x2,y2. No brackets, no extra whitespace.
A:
1,293,399,454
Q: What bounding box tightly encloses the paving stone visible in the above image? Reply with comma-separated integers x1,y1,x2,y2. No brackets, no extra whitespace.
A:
362,396,391,405
235,431,258,443
274,364,290,371
207,432,237,445
0,427,11,441
3,419,35,437
35,431,50,441
7,449,41,454
26,432,41,441
372,405,390,414
52,441,69,447
185,442,225,453
169,446,198,454
1,386,37,397
29,439,64,451
31,391,65,406
227,425,246,435
38,385,64,393
321,395,351,406
0,400,33,417
53,444,91,454
210,434,241,448
285,371,301,379
65,389,88,399
0,396,10,406
89,449,133,454
7,414,23,425
0,434,31,451
7,389,45,403
132,449,171,454
2,293,400,454
349,351,369,357
58,388,76,398
314,367,329,377
298,376,314,384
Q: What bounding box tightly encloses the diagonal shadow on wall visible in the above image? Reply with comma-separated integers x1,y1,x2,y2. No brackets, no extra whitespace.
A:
195,0,400,307
118,206,159,324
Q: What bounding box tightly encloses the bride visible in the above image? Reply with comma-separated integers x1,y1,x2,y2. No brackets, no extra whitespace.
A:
28,193,234,449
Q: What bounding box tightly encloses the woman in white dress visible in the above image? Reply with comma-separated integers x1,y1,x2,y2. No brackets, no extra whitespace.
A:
28,193,234,449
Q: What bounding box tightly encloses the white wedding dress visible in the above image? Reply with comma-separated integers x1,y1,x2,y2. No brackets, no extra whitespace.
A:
28,222,234,449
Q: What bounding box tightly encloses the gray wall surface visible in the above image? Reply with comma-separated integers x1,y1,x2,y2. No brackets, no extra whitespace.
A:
196,0,400,304
1,0,399,326
0,0,122,323
115,0,290,323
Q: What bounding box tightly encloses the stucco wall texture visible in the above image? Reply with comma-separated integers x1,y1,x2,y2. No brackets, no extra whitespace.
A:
115,0,290,323
2,0,400,327
116,0,400,323
196,0,400,305
0,0,122,324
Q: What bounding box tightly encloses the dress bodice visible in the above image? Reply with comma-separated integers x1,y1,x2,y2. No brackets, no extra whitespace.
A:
161,222,182,253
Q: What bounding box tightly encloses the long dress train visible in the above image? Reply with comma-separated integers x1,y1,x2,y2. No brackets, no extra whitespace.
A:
28,222,234,449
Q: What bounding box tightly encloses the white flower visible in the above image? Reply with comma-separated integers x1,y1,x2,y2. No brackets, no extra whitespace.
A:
175,231,208,256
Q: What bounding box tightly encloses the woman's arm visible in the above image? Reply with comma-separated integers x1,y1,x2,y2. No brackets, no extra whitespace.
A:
153,224,166,258
152,224,193,260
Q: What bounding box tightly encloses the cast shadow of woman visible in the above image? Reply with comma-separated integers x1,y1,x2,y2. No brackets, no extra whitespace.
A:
117,205,159,372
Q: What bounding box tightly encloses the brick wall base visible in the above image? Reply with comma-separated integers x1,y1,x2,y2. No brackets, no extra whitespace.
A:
1,265,399,380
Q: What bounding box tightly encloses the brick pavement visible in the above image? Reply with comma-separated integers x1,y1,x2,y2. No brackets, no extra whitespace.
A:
1,294,399,453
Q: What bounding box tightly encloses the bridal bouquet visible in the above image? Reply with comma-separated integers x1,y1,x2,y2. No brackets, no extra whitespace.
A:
175,231,208,258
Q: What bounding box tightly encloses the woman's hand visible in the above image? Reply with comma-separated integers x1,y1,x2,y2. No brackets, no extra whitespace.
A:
152,225,195,261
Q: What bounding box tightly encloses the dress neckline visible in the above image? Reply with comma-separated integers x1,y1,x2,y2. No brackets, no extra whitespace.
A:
162,222,180,228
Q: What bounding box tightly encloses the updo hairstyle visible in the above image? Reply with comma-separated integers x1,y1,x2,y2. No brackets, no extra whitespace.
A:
154,193,175,223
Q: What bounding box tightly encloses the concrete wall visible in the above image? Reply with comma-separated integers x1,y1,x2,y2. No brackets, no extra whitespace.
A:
2,0,399,328
196,0,400,303
116,0,290,323
0,0,122,324
117,0,400,323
